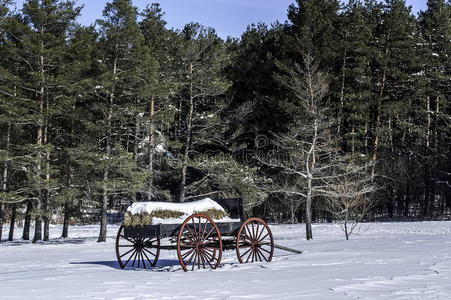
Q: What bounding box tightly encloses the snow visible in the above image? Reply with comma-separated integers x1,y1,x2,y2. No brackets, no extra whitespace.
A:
154,143,165,153
1,221,451,299
126,198,239,224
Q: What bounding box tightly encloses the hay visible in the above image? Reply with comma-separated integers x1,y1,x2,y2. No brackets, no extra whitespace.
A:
196,208,228,220
123,208,229,227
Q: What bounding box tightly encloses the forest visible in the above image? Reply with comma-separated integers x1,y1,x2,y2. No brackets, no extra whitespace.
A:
0,0,449,243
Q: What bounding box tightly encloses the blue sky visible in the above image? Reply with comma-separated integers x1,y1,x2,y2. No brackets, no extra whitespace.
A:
12,0,428,39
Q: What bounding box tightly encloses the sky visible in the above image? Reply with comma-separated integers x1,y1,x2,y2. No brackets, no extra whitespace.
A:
12,0,428,39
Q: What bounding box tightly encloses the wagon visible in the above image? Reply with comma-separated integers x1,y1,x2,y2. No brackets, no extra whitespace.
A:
115,198,275,272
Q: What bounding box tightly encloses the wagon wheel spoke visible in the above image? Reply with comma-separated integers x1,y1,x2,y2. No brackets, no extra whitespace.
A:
199,250,207,269
181,248,195,259
142,247,157,258
191,251,198,271
120,248,135,258
257,232,270,243
123,249,136,267
258,247,272,255
182,231,196,243
131,250,139,267
257,248,268,262
119,235,135,244
198,217,203,240
192,218,198,241
244,226,254,243
141,248,154,267
141,252,147,269
202,251,215,268
255,248,263,262
256,224,265,242
245,248,253,263
203,226,216,242
186,250,197,266
203,248,214,261
200,220,209,241
239,247,252,260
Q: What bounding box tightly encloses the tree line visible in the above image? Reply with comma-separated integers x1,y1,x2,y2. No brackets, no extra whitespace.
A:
0,0,449,243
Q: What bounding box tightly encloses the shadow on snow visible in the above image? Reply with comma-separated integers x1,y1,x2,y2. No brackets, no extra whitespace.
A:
70,259,182,271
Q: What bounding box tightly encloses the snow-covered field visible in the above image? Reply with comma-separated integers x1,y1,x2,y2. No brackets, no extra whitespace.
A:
1,221,451,299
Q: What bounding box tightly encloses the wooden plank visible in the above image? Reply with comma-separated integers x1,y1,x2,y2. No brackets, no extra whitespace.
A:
274,244,303,254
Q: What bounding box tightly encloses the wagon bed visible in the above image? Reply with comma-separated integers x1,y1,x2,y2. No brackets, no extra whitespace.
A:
115,198,275,272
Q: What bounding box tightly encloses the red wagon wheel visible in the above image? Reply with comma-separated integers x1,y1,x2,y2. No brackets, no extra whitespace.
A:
236,217,274,263
115,225,160,269
177,214,222,272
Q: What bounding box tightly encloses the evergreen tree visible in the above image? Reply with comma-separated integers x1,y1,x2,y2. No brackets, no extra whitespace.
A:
19,0,81,242
334,0,372,153
138,3,176,201
93,0,147,242
287,0,340,69
417,0,451,217
172,23,230,202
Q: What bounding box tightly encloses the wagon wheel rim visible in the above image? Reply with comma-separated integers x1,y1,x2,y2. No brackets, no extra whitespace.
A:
115,225,160,269
236,217,274,263
177,214,222,272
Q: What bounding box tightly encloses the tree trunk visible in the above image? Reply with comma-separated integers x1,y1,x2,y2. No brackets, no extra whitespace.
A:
344,216,349,240
43,97,50,241
62,101,76,238
147,96,155,201
371,45,389,178
337,47,347,137
23,201,33,240
131,99,140,203
0,203,3,242
62,156,71,238
98,55,117,243
305,177,313,240
8,204,16,241
179,63,194,203
434,96,439,149
426,96,431,147
304,118,317,241
371,68,386,178
33,38,45,243
0,122,11,242
62,203,69,238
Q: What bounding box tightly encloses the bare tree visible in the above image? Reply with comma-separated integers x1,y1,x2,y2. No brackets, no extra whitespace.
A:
319,158,377,240
257,53,329,240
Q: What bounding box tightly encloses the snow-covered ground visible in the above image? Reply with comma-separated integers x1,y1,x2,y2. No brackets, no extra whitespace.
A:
1,221,451,299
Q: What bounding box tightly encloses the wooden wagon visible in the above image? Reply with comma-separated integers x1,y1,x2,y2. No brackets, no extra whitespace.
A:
115,198,275,272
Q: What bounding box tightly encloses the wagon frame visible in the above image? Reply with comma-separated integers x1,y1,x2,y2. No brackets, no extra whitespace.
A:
115,198,275,272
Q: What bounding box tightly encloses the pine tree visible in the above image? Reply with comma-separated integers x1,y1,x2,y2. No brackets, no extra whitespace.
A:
139,4,178,201
172,23,230,202
20,0,81,242
287,0,340,69
417,0,451,217
55,25,99,238
334,0,372,153
93,0,147,242
0,0,13,242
